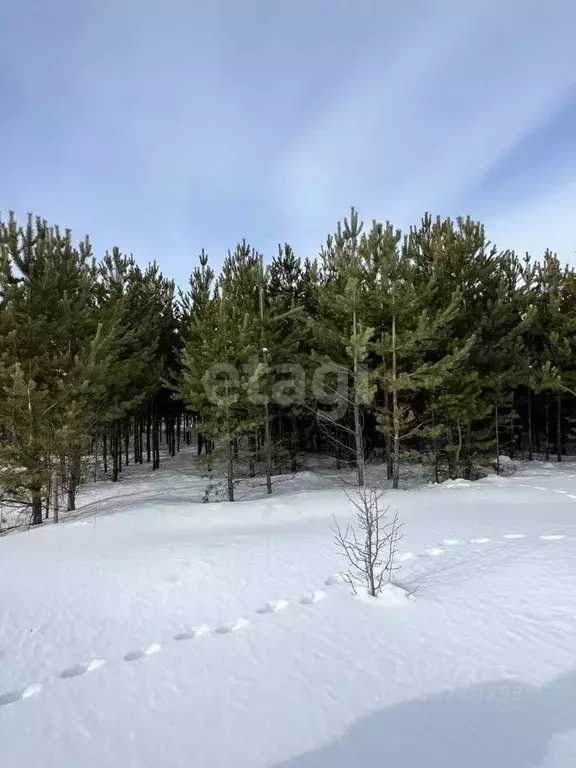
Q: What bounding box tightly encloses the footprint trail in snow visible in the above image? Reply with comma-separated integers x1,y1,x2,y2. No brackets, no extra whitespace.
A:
1,524,574,709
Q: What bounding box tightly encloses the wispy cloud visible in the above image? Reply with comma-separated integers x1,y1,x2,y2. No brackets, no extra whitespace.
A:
273,1,576,256
1,0,575,282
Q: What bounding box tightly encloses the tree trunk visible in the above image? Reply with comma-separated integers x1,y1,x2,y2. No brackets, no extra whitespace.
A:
67,479,76,512
117,421,123,473
124,418,130,466
103,430,108,474
248,432,256,477
290,413,298,473
93,437,99,481
45,473,51,520
67,453,81,512
152,411,160,471
263,402,273,494
353,307,365,487
170,417,176,458
527,387,533,461
545,393,550,461
391,314,400,490
134,419,139,463
464,423,473,480
31,485,42,526
52,473,59,524
557,391,562,462
112,422,119,482
508,414,515,459
227,439,235,502
146,411,152,463
206,439,213,472
383,389,393,480
258,258,273,495
494,404,500,475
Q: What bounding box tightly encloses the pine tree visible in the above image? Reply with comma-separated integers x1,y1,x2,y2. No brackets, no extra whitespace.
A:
312,209,372,485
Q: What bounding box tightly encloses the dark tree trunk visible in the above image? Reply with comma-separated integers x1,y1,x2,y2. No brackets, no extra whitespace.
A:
509,416,515,459
146,411,152,463
112,422,119,482
527,387,533,461
383,390,393,480
53,474,59,525
495,405,500,475
227,439,235,501
557,391,562,462
67,481,76,512
134,418,139,463
67,454,81,512
117,421,123,473
248,432,256,477
545,393,550,461
103,430,108,474
290,413,298,473
152,410,160,471
335,443,342,470
124,418,130,466
206,439,213,472
464,423,473,480
45,475,50,520
31,485,43,526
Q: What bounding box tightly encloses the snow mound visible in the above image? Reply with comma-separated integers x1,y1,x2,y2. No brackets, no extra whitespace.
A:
442,478,473,488
354,581,412,606
480,473,511,485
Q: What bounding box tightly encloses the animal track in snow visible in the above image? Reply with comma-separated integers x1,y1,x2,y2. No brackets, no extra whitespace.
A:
124,643,162,662
258,599,290,614
3,522,574,710
215,618,250,634
174,625,211,641
299,590,326,605
325,573,346,585
0,683,42,708
60,659,106,679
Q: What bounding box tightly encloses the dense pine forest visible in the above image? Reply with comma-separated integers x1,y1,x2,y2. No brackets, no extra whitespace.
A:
1,208,575,526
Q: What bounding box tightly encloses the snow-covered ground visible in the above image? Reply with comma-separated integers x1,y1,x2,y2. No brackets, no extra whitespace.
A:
2,454,576,767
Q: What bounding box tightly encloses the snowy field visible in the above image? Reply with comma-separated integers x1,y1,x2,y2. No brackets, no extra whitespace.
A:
2,455,576,767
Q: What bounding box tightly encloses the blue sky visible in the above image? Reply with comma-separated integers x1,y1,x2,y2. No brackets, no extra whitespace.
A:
1,0,575,285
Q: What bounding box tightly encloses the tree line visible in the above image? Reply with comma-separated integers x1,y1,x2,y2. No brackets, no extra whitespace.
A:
1,208,574,522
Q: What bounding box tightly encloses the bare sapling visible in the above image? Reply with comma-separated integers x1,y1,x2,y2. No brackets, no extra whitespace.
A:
333,485,403,597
